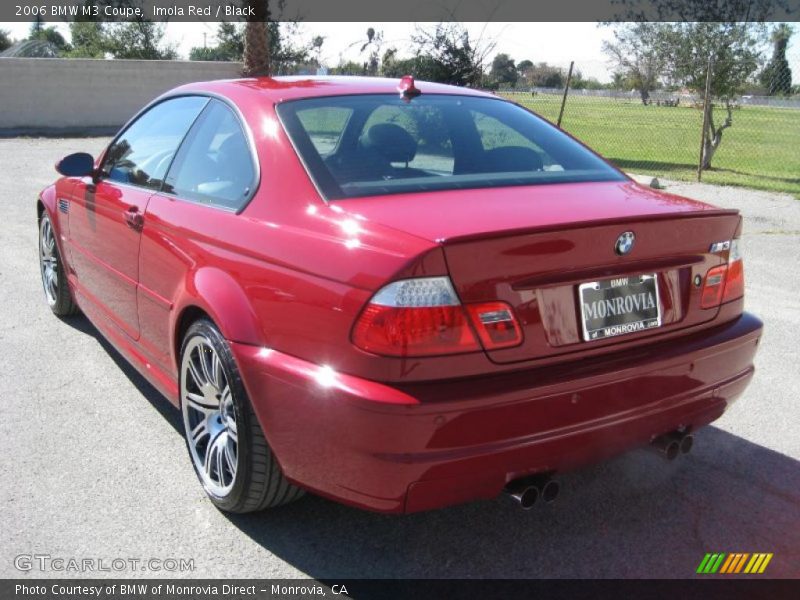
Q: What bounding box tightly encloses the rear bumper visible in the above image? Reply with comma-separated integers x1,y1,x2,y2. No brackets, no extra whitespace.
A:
232,312,762,513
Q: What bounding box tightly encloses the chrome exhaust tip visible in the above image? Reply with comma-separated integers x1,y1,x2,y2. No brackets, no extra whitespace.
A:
679,434,694,455
650,435,681,460
505,480,539,510
541,479,560,504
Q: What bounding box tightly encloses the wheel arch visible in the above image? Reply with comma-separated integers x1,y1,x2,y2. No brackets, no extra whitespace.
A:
38,184,57,217
171,266,265,373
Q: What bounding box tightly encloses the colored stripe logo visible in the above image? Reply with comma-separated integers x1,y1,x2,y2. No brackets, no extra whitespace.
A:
697,552,773,574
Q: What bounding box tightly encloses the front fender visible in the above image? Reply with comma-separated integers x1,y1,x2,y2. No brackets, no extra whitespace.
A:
172,266,265,354
38,182,74,269
39,184,58,217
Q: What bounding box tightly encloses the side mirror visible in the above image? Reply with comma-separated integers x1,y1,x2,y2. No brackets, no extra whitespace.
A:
56,152,95,177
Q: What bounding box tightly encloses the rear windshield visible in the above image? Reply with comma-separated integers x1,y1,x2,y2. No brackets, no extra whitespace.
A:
276,94,625,200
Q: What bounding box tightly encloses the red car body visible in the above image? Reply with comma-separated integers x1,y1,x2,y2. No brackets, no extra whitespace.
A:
39,77,762,513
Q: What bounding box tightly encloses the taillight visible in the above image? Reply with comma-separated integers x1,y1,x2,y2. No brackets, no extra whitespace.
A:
723,239,744,303
701,239,744,309
352,277,523,357
465,302,523,349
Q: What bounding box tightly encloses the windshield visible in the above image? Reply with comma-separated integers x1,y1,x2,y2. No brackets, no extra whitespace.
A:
276,94,626,200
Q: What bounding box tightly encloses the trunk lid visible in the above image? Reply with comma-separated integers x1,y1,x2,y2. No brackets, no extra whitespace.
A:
341,181,741,364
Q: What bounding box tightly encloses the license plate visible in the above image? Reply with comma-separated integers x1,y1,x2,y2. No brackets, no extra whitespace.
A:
579,274,661,341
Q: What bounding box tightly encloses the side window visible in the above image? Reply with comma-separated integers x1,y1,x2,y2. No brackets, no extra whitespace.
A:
163,100,256,211
296,106,352,156
102,96,208,189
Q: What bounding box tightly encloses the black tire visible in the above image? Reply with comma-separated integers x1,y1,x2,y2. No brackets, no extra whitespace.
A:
39,213,78,317
179,319,304,513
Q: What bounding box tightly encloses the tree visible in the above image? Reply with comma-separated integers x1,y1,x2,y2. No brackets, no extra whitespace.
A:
661,22,767,169
243,0,270,77
381,49,448,82
103,21,176,59
331,59,367,76
489,53,518,88
268,22,311,74
518,62,564,89
27,23,70,54
359,27,384,76
189,23,242,62
190,20,310,74
0,29,12,52
759,24,793,95
516,59,533,73
610,72,628,90
311,35,324,68
66,22,106,58
189,46,235,62
603,23,670,105
216,22,245,59
410,23,496,87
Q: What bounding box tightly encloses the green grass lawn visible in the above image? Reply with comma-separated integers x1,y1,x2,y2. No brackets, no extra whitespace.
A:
502,92,800,197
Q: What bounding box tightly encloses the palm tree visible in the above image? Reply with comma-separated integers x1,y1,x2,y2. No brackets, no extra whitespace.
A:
242,1,270,77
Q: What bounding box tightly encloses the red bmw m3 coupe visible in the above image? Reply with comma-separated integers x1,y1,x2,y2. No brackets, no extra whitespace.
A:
37,76,762,513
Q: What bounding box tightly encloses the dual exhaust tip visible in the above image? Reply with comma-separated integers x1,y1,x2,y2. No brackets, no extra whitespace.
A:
505,476,560,510
649,431,694,461
505,431,694,509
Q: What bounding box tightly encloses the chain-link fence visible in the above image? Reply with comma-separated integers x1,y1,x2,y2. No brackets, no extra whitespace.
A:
499,54,800,197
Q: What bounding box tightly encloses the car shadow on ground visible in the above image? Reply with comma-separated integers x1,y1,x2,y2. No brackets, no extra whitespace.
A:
224,428,800,579
61,314,183,434
64,314,800,579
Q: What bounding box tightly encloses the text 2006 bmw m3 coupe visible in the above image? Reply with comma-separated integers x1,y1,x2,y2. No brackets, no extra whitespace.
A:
38,76,762,513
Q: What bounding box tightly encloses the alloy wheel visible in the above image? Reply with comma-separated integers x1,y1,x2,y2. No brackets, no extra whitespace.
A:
39,216,58,307
181,336,239,498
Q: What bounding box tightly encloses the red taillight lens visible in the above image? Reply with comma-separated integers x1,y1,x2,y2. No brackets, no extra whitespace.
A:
701,239,744,309
701,264,727,308
352,278,523,357
352,304,479,356
465,302,523,349
722,239,744,303
352,277,481,357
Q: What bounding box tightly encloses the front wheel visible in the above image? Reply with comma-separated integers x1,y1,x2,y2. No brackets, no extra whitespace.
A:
39,213,77,316
180,319,303,512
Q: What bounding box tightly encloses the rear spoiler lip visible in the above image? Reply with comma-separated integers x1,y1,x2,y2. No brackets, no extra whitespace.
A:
511,254,707,290
434,208,741,246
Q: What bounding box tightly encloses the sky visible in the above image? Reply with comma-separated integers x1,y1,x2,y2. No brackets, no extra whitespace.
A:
2,21,799,84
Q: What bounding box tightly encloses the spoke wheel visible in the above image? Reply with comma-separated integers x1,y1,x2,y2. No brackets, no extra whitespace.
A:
39,216,59,307
181,336,238,498
38,213,77,316
179,319,304,512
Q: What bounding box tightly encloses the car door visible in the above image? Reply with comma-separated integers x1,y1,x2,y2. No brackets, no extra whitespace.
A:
68,96,208,339
137,99,258,372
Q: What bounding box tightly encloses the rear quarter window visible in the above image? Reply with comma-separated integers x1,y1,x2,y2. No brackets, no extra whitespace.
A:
163,100,257,211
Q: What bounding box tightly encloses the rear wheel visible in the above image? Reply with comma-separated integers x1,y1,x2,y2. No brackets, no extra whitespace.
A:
39,213,77,316
180,319,303,512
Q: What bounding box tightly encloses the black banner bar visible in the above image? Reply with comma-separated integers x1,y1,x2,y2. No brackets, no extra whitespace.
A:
4,579,800,600
1,0,799,23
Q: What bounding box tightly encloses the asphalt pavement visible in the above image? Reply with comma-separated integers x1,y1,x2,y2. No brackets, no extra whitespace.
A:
1,137,798,579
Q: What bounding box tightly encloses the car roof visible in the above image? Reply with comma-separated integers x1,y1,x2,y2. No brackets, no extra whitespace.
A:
171,76,496,104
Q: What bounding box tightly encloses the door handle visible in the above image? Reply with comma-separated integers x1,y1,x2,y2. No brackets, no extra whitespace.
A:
124,206,144,231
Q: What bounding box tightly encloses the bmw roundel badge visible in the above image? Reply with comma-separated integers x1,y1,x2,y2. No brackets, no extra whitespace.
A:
615,231,635,255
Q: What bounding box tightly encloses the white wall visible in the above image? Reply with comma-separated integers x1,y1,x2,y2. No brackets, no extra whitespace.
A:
0,58,243,134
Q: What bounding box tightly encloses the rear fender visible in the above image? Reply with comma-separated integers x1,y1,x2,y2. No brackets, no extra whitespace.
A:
171,267,264,371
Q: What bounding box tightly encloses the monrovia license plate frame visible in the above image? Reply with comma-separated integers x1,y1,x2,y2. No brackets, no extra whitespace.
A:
579,274,661,342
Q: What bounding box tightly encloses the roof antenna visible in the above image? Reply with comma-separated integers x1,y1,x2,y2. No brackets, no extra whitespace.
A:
398,75,421,101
